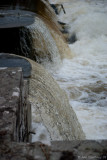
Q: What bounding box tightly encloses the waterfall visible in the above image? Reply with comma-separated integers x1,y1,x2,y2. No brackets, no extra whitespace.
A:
11,0,79,143
3,0,106,142
19,19,72,70
26,17,61,66
18,0,72,69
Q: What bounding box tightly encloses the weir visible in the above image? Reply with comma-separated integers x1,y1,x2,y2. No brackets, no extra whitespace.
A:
0,0,107,159
0,0,85,141
0,0,72,61
0,55,107,159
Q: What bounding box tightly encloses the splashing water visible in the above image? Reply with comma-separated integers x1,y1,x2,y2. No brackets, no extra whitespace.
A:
49,0,107,139
26,17,62,70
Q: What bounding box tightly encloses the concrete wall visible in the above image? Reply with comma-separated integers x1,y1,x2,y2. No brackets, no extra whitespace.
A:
0,67,31,142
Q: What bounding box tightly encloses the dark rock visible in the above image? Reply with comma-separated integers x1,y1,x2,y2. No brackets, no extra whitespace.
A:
51,4,59,14
58,21,68,33
60,151,76,160
68,33,77,44
60,28,69,34
50,4,66,15
58,21,77,44
58,21,66,26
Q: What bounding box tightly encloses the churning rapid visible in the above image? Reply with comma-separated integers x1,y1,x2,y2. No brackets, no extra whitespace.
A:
24,0,107,141
48,0,107,139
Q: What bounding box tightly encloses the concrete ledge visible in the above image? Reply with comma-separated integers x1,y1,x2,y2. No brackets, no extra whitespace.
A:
0,141,107,160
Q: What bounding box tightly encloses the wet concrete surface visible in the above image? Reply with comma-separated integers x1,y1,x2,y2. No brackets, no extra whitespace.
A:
0,0,37,28
0,53,32,78
0,10,35,28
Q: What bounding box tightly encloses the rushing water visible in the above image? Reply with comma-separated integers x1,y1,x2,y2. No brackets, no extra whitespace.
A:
48,0,107,139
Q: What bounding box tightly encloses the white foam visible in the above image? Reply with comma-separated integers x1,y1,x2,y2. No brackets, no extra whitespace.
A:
30,0,107,141
12,92,19,97
51,0,107,139
0,67,7,70
31,122,51,146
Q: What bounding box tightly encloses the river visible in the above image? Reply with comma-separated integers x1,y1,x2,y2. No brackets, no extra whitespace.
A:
48,0,107,139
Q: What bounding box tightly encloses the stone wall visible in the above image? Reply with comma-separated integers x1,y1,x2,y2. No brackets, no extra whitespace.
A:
0,140,107,160
0,67,31,142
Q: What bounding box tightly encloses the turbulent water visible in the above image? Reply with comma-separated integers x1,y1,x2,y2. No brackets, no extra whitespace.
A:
48,0,107,139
